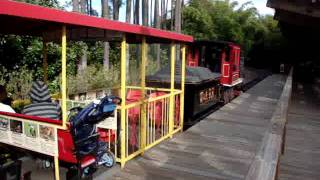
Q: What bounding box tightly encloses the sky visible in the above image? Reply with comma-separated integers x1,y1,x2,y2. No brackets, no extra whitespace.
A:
236,0,274,15
58,0,274,22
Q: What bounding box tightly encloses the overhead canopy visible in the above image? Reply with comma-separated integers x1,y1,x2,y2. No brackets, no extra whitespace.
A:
0,0,193,44
193,40,239,48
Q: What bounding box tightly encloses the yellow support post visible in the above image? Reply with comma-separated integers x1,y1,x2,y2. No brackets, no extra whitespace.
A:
61,25,67,130
180,45,186,131
120,35,127,168
42,39,48,83
54,156,60,180
140,37,147,154
169,42,175,137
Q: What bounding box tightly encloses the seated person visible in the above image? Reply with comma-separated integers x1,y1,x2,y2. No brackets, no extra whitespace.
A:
0,85,15,113
22,81,61,120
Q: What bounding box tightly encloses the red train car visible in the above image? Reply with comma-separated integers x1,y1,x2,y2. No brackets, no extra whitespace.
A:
187,40,243,103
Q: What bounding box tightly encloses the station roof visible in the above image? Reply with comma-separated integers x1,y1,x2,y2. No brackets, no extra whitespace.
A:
193,40,239,48
0,0,193,44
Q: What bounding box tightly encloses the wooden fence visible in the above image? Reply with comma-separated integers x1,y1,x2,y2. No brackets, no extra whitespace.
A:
245,68,293,180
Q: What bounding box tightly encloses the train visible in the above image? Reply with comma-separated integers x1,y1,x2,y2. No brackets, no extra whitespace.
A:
147,40,243,126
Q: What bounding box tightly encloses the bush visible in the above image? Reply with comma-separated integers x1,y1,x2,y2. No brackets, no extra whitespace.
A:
0,66,33,100
67,65,120,95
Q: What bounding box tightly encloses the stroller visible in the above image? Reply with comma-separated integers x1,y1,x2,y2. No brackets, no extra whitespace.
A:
63,96,120,180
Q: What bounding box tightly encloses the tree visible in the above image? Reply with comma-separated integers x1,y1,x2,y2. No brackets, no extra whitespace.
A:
126,0,132,23
72,0,88,72
155,0,161,67
113,0,120,20
72,0,79,12
102,0,110,69
126,0,132,78
134,0,140,24
142,0,148,26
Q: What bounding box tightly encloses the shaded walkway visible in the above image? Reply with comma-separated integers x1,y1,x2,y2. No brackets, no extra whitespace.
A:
96,74,286,180
278,79,320,180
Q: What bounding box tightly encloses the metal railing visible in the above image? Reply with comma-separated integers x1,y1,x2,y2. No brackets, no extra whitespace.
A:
65,87,184,167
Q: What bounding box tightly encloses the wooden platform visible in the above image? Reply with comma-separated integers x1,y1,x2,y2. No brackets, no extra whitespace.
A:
278,80,320,180
95,74,287,180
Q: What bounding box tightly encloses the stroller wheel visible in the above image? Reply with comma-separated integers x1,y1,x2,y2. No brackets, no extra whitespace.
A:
99,151,115,168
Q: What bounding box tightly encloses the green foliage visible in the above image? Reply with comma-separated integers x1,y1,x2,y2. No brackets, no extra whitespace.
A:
182,0,283,56
67,65,120,95
0,66,33,100
15,0,60,8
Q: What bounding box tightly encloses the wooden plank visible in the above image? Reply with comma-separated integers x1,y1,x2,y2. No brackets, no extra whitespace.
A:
245,69,293,180
102,74,288,180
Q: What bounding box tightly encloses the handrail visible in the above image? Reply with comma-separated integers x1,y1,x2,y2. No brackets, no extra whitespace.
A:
0,111,62,126
245,68,293,180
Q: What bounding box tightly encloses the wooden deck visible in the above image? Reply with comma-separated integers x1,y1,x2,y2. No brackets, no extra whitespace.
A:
278,79,320,180
96,74,287,180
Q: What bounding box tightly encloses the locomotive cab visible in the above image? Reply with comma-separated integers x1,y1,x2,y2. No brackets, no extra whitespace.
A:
187,40,243,87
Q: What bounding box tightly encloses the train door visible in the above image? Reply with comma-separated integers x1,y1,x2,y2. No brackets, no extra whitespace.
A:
187,46,199,67
231,45,241,83
220,47,231,85
221,45,241,86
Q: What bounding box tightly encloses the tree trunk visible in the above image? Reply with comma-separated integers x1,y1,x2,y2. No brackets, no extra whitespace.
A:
142,0,148,26
80,0,87,13
72,0,79,12
113,0,119,20
75,0,87,71
174,0,181,33
171,0,174,31
126,0,132,80
134,0,140,24
161,0,165,29
126,0,132,23
102,0,110,69
155,0,161,69
175,0,181,62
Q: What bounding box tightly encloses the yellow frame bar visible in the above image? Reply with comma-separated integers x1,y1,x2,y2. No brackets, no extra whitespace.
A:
120,35,127,168
140,37,147,155
180,45,186,130
54,25,68,180
127,86,171,92
54,156,60,180
61,25,67,130
169,42,175,137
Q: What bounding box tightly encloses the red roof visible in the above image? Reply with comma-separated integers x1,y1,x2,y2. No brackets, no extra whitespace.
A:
0,0,193,43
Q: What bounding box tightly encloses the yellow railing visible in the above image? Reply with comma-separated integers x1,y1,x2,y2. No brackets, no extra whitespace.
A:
62,39,187,168
115,89,183,164
64,87,183,166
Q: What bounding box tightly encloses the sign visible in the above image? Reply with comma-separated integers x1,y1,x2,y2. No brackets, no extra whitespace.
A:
0,116,58,156
199,87,216,105
97,111,117,130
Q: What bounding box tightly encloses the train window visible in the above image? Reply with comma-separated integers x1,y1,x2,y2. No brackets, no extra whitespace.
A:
224,47,231,62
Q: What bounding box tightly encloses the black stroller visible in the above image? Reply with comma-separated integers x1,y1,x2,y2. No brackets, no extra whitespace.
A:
66,96,120,180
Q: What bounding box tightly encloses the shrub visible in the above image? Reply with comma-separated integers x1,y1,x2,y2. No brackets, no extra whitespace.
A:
0,66,33,100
